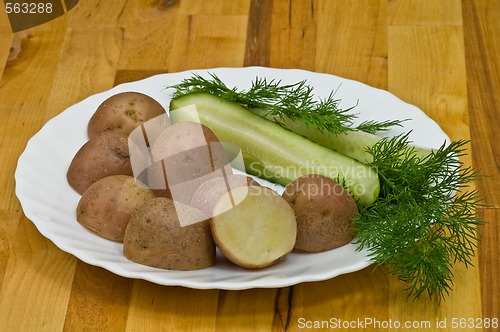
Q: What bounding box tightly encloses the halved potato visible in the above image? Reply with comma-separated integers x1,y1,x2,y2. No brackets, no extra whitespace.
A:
123,197,215,271
88,92,166,139
76,175,155,242
67,130,133,195
211,185,296,269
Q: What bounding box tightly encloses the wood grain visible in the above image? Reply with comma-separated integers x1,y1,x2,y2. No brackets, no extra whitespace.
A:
388,20,482,320
0,217,75,332
244,0,272,67
462,0,500,209
268,0,317,72
315,0,388,90
0,0,498,330
0,18,67,211
63,262,133,332
462,0,500,322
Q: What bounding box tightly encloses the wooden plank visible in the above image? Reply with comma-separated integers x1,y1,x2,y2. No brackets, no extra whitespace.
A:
388,24,483,319
268,0,317,72
213,289,278,331
0,1,12,33
179,0,250,15
43,27,123,121
462,0,500,208
0,210,22,291
114,70,169,86
314,0,388,90
0,18,67,211
244,0,273,67
389,0,463,26
388,26,469,143
63,262,133,331
126,281,218,331
116,0,180,71
478,208,499,322
462,0,500,320
0,217,76,331
0,31,13,79
289,267,391,331
65,0,128,29
168,14,248,72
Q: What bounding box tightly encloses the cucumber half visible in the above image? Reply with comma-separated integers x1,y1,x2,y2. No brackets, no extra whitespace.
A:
169,92,379,206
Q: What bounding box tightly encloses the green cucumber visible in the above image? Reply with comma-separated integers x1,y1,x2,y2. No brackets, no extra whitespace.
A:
250,108,433,164
169,92,380,206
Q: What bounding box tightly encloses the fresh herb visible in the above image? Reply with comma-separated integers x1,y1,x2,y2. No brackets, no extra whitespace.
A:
356,119,407,134
354,134,483,301
169,73,401,135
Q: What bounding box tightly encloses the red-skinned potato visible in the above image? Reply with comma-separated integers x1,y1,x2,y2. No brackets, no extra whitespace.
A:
88,92,166,139
76,175,155,242
282,174,358,252
123,197,215,271
67,130,133,195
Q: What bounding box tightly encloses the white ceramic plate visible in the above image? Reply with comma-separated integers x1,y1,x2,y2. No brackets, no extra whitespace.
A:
15,67,449,290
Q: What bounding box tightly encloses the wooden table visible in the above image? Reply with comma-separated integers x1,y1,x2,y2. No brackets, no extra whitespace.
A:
0,1,498,331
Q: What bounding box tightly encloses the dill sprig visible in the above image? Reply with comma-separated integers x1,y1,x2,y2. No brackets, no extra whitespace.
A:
169,73,400,135
353,133,483,301
356,119,407,134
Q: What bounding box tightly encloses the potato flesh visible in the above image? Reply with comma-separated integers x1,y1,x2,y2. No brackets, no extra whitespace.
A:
211,186,296,268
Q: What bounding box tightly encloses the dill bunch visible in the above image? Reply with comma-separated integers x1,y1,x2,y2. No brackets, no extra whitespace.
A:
170,73,399,134
354,133,483,301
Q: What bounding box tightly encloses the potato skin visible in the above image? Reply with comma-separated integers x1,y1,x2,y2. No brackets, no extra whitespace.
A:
282,174,358,252
67,130,133,195
88,92,166,139
76,175,155,242
123,197,215,271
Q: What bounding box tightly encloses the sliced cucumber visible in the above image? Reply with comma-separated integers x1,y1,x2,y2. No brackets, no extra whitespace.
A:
250,108,433,164
169,93,379,206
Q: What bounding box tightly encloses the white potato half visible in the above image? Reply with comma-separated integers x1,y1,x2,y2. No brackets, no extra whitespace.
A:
211,185,297,269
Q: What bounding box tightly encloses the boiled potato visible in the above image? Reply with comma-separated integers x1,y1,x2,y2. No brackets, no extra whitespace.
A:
190,174,260,217
123,197,215,270
282,174,358,252
76,175,155,242
148,121,232,205
211,185,296,269
67,130,133,195
88,92,166,139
